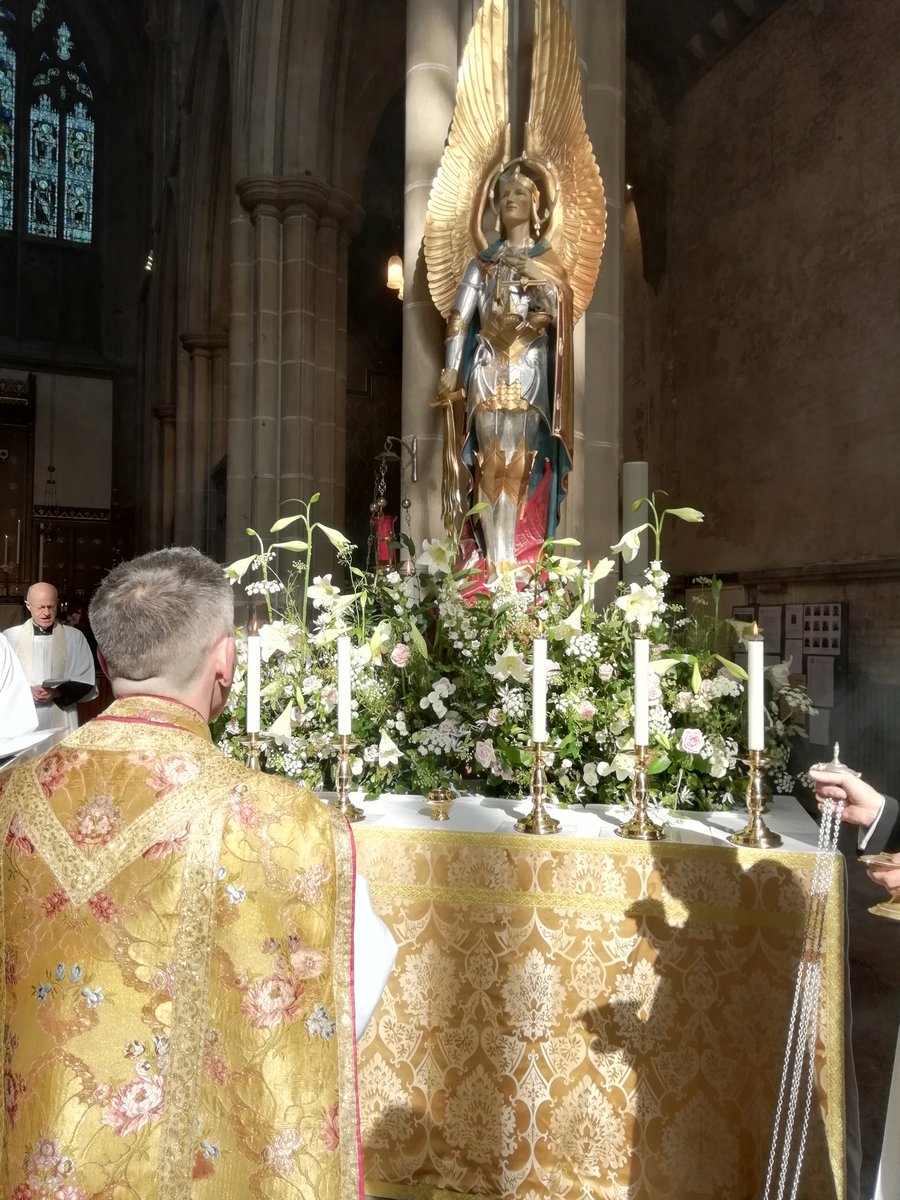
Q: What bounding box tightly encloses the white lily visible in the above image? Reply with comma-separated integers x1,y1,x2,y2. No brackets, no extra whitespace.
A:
378,730,402,767
307,574,341,609
417,537,456,575
486,640,530,684
368,620,393,665
765,658,793,692
259,620,298,662
591,557,616,582
268,700,295,743
610,525,647,563
615,583,663,627
548,603,583,642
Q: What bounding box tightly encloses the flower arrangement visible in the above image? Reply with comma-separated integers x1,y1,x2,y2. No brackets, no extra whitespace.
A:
215,493,815,810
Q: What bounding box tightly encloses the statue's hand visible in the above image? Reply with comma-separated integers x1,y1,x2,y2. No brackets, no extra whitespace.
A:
431,368,466,407
517,257,545,281
439,366,458,393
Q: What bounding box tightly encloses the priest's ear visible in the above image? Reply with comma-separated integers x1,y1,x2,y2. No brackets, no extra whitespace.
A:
209,633,236,719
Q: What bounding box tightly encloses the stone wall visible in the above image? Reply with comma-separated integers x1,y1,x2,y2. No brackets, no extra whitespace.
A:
625,0,900,781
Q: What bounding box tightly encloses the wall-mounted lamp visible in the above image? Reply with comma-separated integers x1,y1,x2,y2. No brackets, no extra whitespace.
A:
387,254,404,301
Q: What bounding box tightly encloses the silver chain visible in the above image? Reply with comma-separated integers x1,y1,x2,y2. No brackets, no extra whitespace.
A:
763,797,843,1200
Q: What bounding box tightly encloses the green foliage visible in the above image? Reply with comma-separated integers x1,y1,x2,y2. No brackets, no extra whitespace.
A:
215,499,814,810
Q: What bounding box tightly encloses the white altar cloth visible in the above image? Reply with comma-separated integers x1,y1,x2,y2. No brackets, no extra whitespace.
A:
344,790,821,852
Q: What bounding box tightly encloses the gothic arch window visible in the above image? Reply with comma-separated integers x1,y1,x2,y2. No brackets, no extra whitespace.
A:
0,1,95,243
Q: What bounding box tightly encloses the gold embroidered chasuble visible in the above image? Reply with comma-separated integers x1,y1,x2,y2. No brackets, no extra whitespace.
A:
0,696,361,1199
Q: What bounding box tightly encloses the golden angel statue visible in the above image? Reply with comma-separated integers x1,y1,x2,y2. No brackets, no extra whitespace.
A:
426,0,606,579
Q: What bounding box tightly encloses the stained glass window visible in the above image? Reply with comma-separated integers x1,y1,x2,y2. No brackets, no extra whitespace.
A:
1,4,93,243
28,91,57,236
63,98,91,241
0,29,14,231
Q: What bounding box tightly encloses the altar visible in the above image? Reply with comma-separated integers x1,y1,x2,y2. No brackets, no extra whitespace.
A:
354,796,846,1200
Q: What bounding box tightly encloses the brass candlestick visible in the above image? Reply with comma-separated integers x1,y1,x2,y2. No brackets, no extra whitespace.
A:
333,734,364,823
616,744,665,841
239,732,269,772
515,742,560,835
728,749,782,848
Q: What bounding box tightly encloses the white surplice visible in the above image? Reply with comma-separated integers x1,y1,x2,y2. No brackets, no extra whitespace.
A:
0,634,38,739
4,621,97,732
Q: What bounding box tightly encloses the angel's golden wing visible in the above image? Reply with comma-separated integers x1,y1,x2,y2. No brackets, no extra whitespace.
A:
525,0,606,322
424,0,511,319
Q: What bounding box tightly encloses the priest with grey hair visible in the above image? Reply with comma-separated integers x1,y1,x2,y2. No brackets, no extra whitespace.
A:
4,580,97,732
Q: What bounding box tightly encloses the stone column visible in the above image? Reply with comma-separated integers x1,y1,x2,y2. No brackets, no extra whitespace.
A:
151,404,176,547
229,177,362,566
209,340,229,469
173,346,192,544
401,0,464,552
568,0,626,582
181,332,229,550
250,198,282,532
227,198,255,563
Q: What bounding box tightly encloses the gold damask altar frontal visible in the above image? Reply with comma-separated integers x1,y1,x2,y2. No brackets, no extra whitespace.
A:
355,829,844,1200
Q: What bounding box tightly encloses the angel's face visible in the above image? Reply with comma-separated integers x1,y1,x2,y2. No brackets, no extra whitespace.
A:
499,179,533,229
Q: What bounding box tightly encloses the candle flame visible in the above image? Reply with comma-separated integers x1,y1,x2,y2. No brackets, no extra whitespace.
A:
248,608,260,636
750,621,759,637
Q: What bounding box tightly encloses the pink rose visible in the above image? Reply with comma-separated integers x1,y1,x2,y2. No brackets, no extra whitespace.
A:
597,662,615,682
390,643,411,668
678,728,705,755
260,1128,304,1175
287,934,325,979
36,749,88,797
5,814,34,855
474,740,495,769
146,754,201,797
103,1075,164,1136
142,823,190,859
293,864,330,905
576,700,597,722
241,972,305,1029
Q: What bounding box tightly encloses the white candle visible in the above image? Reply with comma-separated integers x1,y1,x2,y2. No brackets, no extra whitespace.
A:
337,636,352,735
633,635,650,746
747,625,765,751
246,615,261,734
531,637,548,743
